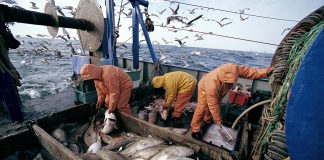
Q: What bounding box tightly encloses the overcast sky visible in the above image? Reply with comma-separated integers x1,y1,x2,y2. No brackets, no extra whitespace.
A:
4,0,324,53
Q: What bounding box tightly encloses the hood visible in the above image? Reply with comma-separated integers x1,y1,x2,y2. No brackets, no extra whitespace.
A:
80,64,103,80
216,64,239,83
152,76,165,88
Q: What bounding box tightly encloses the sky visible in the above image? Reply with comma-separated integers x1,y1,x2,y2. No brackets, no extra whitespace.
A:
4,0,324,53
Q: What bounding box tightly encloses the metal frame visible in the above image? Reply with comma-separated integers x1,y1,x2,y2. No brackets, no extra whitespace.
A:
104,0,157,68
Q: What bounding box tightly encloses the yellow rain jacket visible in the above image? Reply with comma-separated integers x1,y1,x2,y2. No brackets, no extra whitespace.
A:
152,71,197,108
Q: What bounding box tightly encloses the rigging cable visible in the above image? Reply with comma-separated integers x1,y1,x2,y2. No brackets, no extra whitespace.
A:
162,0,299,22
155,24,279,46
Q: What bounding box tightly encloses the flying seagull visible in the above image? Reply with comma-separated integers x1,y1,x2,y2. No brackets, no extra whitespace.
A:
169,4,180,15
30,2,39,9
174,39,186,47
186,15,203,26
159,9,166,15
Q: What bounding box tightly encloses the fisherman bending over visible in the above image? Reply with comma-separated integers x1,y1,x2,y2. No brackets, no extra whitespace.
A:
80,64,133,115
191,63,272,139
152,71,197,127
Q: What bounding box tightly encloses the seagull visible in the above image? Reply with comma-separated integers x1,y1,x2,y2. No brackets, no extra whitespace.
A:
169,4,180,15
30,2,39,9
56,6,66,16
152,40,160,45
240,14,249,21
62,28,71,39
174,39,186,47
66,43,76,55
159,9,166,15
215,18,233,27
150,14,159,18
162,38,172,44
36,34,50,37
239,8,250,21
166,16,186,25
281,28,291,35
194,34,204,41
62,6,74,11
186,15,203,26
40,43,49,50
216,21,232,27
1,0,17,4
57,35,68,42
56,50,63,58
188,8,198,14
239,8,250,14
12,5,25,10
69,11,76,16
220,18,232,22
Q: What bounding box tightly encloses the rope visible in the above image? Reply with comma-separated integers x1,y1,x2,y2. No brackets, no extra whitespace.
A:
257,21,324,154
155,24,279,46
161,0,299,22
151,60,164,77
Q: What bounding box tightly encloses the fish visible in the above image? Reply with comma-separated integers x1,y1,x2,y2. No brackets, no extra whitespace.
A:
52,128,67,144
169,128,188,135
80,153,100,160
101,135,141,151
148,110,157,124
101,119,117,134
120,137,164,157
130,145,168,159
160,109,169,121
69,143,80,155
166,156,194,160
104,110,117,123
32,153,43,160
97,149,128,160
150,146,194,160
87,136,102,154
83,118,98,147
138,110,147,120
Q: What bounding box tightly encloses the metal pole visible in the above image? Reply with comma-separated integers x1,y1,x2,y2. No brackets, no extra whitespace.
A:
0,4,94,31
105,0,114,61
132,1,139,69
135,6,157,63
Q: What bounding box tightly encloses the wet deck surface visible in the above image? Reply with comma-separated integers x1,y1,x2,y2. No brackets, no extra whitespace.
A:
0,89,75,138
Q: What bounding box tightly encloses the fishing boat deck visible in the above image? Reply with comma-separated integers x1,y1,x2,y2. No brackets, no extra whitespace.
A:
0,89,75,138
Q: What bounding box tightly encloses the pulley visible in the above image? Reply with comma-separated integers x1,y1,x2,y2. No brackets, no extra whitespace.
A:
44,0,105,52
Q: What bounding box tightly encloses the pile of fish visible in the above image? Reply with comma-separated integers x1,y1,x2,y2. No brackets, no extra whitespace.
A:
134,98,197,124
50,108,196,160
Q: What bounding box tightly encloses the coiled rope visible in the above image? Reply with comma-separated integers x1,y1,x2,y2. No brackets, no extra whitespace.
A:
252,21,324,157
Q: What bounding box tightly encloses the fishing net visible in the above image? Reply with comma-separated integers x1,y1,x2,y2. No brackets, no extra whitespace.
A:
251,20,324,159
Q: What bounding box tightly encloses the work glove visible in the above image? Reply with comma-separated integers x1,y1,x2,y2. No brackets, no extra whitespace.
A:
96,101,104,109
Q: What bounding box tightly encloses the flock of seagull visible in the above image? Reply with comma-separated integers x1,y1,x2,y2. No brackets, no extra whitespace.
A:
115,2,254,47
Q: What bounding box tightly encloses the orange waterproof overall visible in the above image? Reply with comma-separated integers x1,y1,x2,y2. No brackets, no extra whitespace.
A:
191,64,272,132
80,64,133,114
152,71,197,118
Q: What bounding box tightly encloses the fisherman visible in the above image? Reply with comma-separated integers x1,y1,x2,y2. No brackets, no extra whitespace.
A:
191,63,273,139
80,64,133,115
152,71,197,126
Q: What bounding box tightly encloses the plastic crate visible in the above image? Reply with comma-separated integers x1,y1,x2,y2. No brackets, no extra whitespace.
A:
124,69,141,88
77,80,96,93
74,90,98,104
229,90,251,106
125,69,141,81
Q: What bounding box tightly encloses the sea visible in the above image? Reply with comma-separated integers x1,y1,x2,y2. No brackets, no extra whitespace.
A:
9,37,273,103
